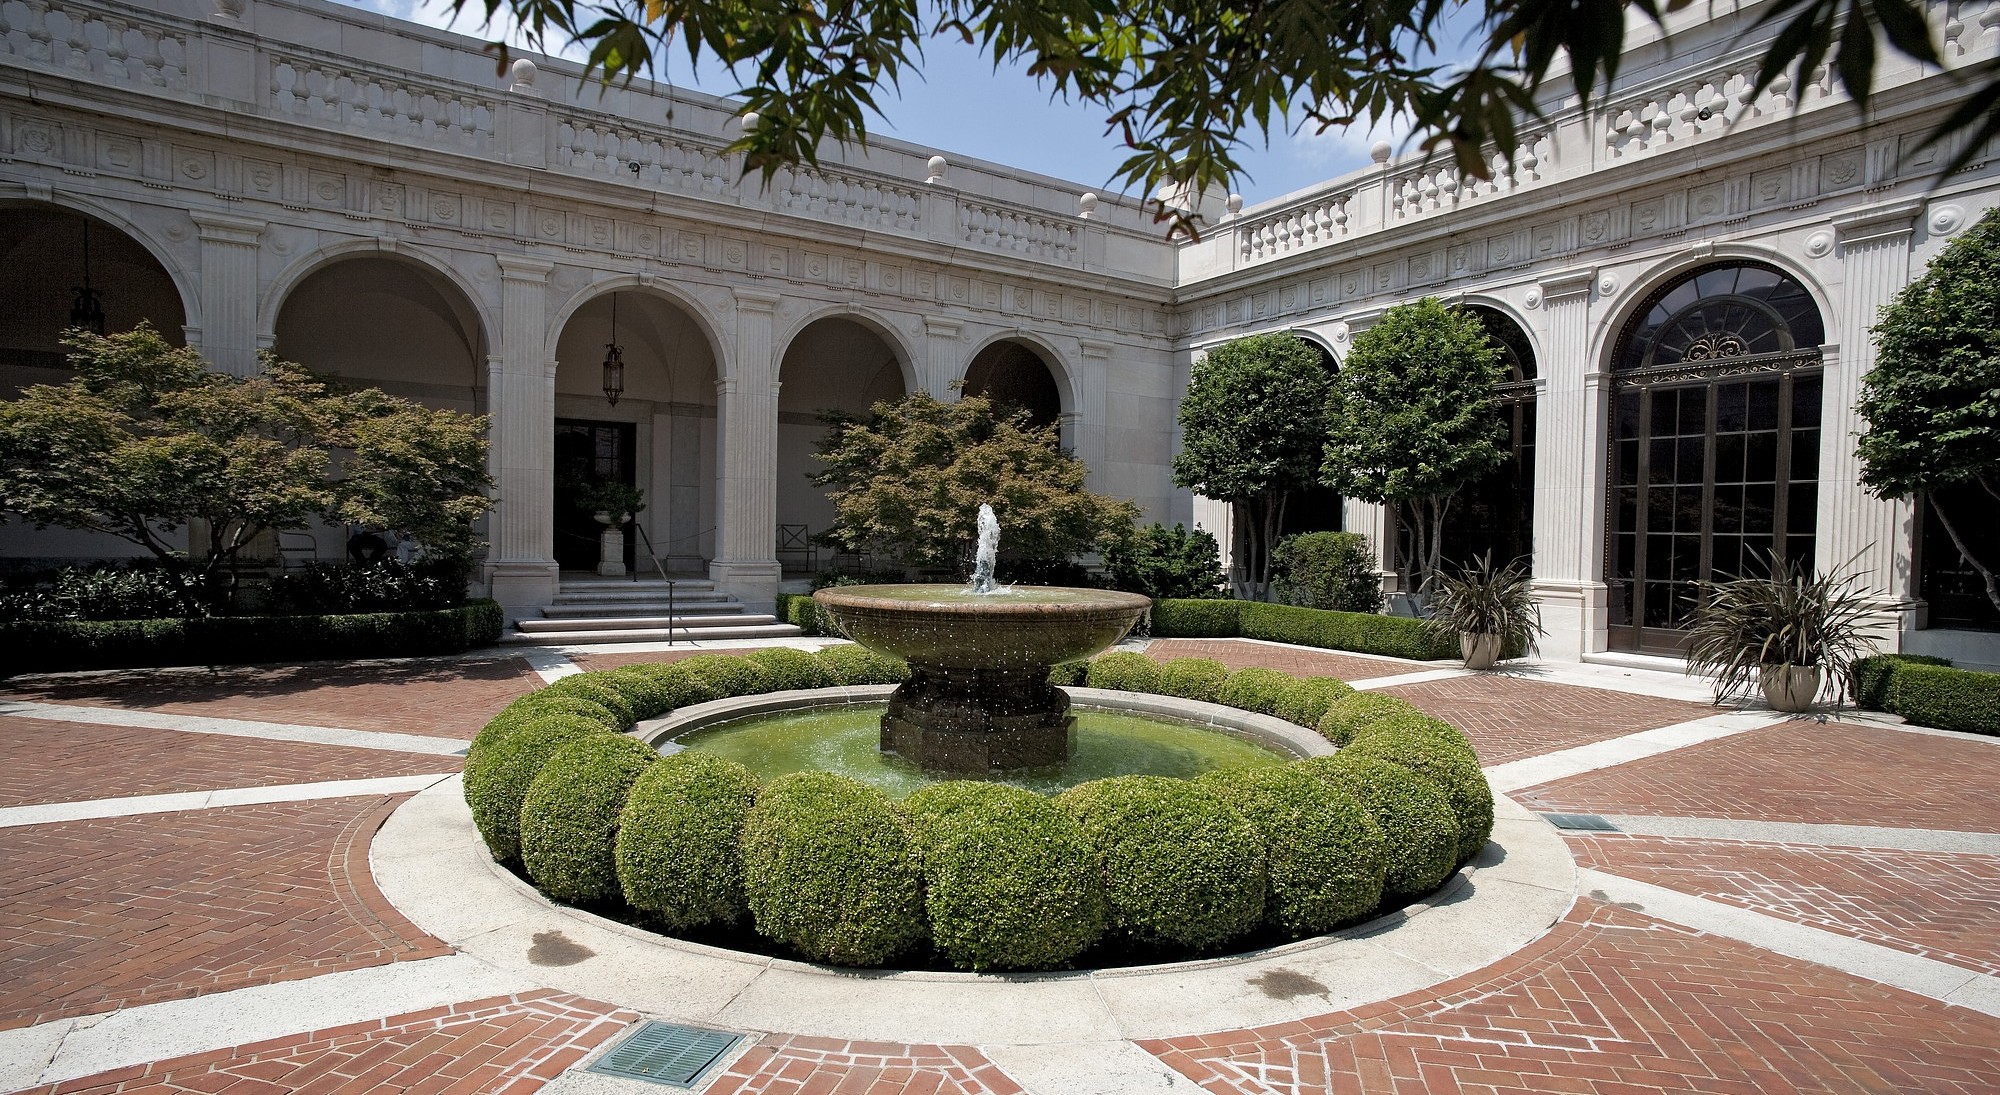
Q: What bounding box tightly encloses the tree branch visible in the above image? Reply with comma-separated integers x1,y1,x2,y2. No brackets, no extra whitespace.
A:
1930,495,2000,613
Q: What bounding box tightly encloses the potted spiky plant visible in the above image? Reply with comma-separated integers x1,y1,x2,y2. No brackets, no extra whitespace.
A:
1422,554,1544,670
1684,554,1880,712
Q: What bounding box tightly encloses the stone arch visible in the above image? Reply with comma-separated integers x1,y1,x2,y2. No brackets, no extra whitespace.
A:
1438,303,1541,570
775,313,916,566
959,331,1075,431
260,239,496,367
0,197,194,372
776,304,920,395
1591,245,1837,368
546,276,729,375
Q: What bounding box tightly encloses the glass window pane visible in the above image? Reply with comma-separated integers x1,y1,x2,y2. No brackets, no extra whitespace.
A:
1715,434,1745,483
1652,390,1679,434
1679,391,1707,433
1713,486,1743,534
1748,382,1780,431
1677,437,1705,483
1793,378,1824,428
1744,484,1775,534
1618,440,1640,485
1789,484,1819,535
1716,384,1748,432
1746,433,1777,482
1648,534,1675,579
1790,428,1819,481
1650,439,1676,479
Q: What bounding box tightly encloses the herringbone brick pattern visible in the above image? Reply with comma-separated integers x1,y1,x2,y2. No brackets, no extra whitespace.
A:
0,796,450,1030
705,1035,1027,1095
1379,674,1715,764
1143,640,1423,682
1517,722,2000,830
0,715,456,805
1142,898,2000,1094
1569,833,2000,976
25,990,637,1095
6,659,542,739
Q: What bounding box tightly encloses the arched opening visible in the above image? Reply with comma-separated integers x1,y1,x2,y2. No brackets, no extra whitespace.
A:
1278,337,1344,537
549,289,719,574
778,317,908,572
963,338,1063,432
1439,305,1538,570
1605,261,1826,654
0,204,186,390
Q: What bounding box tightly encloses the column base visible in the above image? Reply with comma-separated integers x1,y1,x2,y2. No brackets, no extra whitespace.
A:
486,560,558,614
1530,579,1608,661
708,559,781,615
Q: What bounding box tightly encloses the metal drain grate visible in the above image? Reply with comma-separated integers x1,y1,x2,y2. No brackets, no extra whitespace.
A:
586,1021,741,1088
1540,812,1619,832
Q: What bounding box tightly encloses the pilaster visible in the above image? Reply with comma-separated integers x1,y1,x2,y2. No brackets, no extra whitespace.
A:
922,317,962,399
189,212,264,376
710,289,782,611
485,255,559,611
1530,267,1607,657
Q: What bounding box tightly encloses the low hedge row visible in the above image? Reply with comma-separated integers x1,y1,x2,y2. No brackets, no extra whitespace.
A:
1150,598,1456,661
0,599,504,673
465,644,1490,971
1848,654,2000,736
774,592,829,636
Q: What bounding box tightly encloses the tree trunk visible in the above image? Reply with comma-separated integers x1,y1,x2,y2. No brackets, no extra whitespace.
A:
1932,493,2000,613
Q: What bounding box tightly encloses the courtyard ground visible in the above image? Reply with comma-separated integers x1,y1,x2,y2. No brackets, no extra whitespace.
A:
2,637,1996,1094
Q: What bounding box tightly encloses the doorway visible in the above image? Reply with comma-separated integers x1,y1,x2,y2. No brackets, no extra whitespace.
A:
554,419,636,573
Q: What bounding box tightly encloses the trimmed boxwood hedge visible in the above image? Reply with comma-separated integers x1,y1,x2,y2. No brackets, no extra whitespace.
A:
1147,598,1452,660
1085,650,1163,693
470,640,1492,970
906,781,1105,970
1057,775,1266,951
1849,654,1999,736
740,771,926,966
0,599,505,673
1155,656,1229,702
1200,765,1387,935
1274,676,1358,729
1316,692,1425,746
616,752,760,931
520,734,661,903
1217,666,1296,715
1149,598,1242,638
774,592,826,635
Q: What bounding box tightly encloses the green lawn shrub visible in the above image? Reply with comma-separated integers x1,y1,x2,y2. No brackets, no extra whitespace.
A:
1340,720,1493,863
594,666,680,721
520,734,660,903
1849,653,1952,709
464,715,607,862
1047,660,1088,687
775,592,826,635
478,692,624,739
615,752,760,931
1156,657,1230,703
1217,666,1296,715
1238,601,1456,661
1302,755,1459,904
673,653,774,698
1056,775,1266,951
1887,662,2000,736
1086,651,1163,693
1273,676,1358,729
1316,692,1425,746
905,781,1105,970
740,772,926,966
1199,765,1386,935
630,662,724,712
1270,531,1384,613
747,646,839,691
538,673,638,725
1149,598,1242,638
815,644,909,685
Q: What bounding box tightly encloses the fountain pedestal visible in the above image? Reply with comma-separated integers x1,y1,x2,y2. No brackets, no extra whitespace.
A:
882,666,1072,771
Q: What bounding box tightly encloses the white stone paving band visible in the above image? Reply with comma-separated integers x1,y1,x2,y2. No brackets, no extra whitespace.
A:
0,773,458,828
0,700,469,757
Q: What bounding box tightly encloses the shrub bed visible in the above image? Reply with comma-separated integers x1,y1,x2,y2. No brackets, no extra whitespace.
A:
1302,755,1460,903
1316,692,1425,746
1200,765,1386,935
740,772,926,966
1274,676,1358,729
1146,599,1453,660
1217,666,1297,715
520,735,660,903
1057,775,1266,951
1156,657,1229,703
465,714,606,862
616,753,760,931
1085,650,1162,693
1340,717,1493,863
1149,597,1243,638
1849,654,2000,735
774,592,826,635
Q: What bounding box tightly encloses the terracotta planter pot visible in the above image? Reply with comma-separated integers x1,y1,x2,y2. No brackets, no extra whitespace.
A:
1461,632,1503,670
1760,663,1821,712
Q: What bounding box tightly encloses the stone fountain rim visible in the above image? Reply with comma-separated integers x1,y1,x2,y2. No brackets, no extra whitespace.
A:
812,583,1153,615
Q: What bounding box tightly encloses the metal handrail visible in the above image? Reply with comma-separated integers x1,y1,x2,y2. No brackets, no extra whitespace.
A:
633,524,676,645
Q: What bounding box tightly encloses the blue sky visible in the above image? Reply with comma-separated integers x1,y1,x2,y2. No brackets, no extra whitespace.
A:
336,0,1419,206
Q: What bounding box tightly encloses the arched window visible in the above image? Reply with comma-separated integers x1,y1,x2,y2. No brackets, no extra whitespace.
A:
1439,306,1538,570
1606,262,1825,654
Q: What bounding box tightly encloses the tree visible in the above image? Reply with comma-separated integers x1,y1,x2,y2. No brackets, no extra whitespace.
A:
1172,333,1331,595
1103,522,1228,599
0,327,493,608
452,0,1989,235
1321,299,1505,598
812,390,1138,572
1857,206,2000,612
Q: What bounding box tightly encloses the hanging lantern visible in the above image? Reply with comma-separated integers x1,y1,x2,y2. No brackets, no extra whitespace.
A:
602,293,625,405
71,219,105,335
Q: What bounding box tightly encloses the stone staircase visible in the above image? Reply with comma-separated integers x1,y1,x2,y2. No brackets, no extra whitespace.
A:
501,577,802,646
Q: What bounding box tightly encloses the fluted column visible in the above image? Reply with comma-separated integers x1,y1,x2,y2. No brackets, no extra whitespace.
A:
1529,268,1604,657
710,289,782,611
1823,200,1924,639
190,212,264,376
485,255,559,611
922,317,961,399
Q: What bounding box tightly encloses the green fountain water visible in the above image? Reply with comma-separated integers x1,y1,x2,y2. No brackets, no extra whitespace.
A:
677,703,1286,798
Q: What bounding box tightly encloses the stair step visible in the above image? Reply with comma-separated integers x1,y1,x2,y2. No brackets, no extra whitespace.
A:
557,578,717,593
551,589,732,604
499,622,802,646
540,601,745,618
517,613,777,633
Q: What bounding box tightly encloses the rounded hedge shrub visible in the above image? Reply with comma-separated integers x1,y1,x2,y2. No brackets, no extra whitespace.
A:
1086,651,1162,693
464,715,607,862
1156,657,1230,703
1315,692,1423,746
539,673,638,724
1273,676,1358,729
674,653,775,698
1057,775,1266,951
600,665,680,721
478,692,624,740
740,772,926,966
747,646,839,691
1349,711,1480,766
816,643,910,685
1047,660,1088,687
630,662,724,712
905,781,1105,970
1341,726,1493,864
616,752,760,931
1217,666,1296,715
1302,755,1459,904
519,734,660,903
1200,765,1387,935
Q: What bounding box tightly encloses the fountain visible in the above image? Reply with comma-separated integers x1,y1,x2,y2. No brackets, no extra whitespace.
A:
813,505,1150,772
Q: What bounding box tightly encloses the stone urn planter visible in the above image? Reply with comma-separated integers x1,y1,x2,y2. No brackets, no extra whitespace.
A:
1460,632,1503,671
1760,663,1821,712
594,511,627,577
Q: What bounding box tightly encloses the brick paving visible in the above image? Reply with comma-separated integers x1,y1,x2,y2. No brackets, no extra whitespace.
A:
5,659,542,739
1379,674,1716,765
0,796,451,1030
705,1035,1026,1095
24,990,637,1095
1143,898,2000,1094
1144,639,1423,682
1516,721,2000,831
1569,832,2000,977
0,715,456,806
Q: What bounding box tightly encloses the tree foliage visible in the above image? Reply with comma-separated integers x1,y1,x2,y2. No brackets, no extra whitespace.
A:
812,390,1138,571
448,0,1986,235
0,327,493,605
1321,299,1505,596
1173,333,1331,593
1858,206,2000,611
1103,522,1228,600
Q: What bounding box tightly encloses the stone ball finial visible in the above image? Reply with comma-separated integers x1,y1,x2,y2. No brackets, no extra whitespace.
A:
740,111,761,132
1225,193,1243,217
1370,140,1392,164
1078,192,1099,219
926,155,949,184
212,0,245,20
509,58,538,91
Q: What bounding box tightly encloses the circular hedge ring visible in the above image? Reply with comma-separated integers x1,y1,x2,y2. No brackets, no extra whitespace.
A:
615,752,761,931
520,733,660,903
1302,755,1459,903
1200,764,1387,934
740,771,926,967
465,714,605,863
1057,775,1266,951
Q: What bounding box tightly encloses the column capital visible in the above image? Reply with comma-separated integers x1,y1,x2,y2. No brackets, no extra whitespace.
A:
1832,199,1924,248
924,317,962,339
496,254,556,282
733,288,782,314
189,211,266,246
1536,268,1596,305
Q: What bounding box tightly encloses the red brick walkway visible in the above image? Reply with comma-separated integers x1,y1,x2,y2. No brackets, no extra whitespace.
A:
1144,639,1421,681
24,990,637,1095
706,1035,1025,1095
1380,674,1716,764
0,796,451,1030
